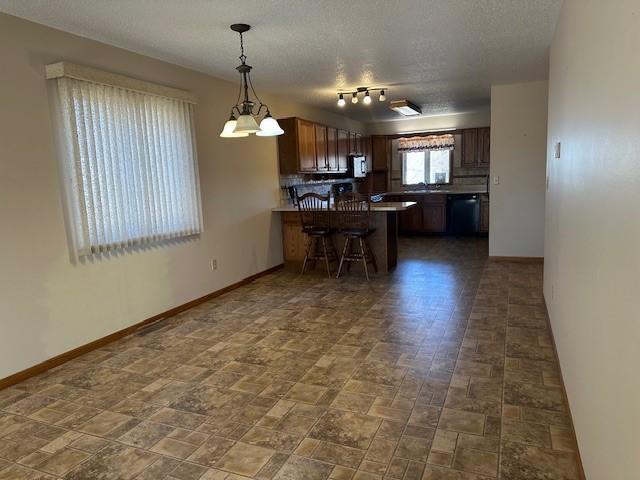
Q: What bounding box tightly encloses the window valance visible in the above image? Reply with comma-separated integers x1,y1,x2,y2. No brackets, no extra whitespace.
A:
45,62,197,104
397,134,455,152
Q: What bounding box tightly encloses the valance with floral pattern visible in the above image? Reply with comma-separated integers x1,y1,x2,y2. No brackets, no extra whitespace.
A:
397,134,455,152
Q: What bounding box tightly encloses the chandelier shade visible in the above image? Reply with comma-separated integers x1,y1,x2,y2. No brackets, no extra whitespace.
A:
234,113,261,133
220,114,249,137
256,114,285,136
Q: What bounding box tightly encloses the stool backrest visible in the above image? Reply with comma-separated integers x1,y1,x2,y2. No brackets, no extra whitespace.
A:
335,192,371,230
296,192,331,229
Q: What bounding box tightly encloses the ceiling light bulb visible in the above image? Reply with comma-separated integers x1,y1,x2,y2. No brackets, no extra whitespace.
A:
379,90,386,102
351,92,358,104
337,94,346,107
363,91,372,105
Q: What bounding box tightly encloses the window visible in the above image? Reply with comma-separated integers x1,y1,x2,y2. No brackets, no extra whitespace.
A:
50,65,202,257
402,150,451,185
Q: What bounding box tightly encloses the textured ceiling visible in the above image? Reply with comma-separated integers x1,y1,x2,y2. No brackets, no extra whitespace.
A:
0,0,562,123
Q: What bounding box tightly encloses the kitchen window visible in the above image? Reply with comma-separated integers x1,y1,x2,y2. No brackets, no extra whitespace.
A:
402,150,452,185
48,62,202,258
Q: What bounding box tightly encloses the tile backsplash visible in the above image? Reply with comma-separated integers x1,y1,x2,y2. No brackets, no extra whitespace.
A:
279,174,358,203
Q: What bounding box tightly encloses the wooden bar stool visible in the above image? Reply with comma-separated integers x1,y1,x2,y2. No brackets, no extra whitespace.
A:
335,192,378,281
297,192,338,277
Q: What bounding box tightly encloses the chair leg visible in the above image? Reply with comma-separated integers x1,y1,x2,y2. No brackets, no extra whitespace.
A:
336,237,350,278
301,235,312,274
321,237,332,278
359,237,370,281
365,238,378,273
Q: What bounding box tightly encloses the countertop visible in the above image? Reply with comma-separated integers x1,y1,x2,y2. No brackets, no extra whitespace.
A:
272,201,417,212
383,188,487,196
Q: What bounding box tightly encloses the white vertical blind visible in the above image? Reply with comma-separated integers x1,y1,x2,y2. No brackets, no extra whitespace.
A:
53,76,203,257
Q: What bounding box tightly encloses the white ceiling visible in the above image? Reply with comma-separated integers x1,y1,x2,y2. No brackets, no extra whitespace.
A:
0,0,562,123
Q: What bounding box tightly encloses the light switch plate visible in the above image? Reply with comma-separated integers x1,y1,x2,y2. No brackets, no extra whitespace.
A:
493,176,500,185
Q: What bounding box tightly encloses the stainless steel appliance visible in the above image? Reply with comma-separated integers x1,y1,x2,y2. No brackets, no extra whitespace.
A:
349,155,368,178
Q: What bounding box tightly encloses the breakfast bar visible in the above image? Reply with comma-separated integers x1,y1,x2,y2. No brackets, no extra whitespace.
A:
272,201,416,274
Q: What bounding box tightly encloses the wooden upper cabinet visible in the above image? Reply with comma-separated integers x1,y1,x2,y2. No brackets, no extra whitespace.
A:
462,129,478,167
371,135,390,171
277,117,361,174
461,127,490,167
478,127,490,166
355,133,363,155
362,136,372,171
298,119,317,172
349,132,357,154
370,171,388,193
315,124,328,171
326,127,338,171
337,129,349,172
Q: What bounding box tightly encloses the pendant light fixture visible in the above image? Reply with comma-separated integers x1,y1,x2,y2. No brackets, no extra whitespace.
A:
219,24,284,138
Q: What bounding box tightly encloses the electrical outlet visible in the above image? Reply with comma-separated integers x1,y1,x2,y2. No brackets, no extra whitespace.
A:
493,176,500,185
210,259,217,271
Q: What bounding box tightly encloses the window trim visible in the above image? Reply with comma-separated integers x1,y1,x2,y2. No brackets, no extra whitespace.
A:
401,150,453,186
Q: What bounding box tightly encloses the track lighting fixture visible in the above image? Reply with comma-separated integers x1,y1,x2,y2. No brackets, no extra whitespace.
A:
336,87,388,108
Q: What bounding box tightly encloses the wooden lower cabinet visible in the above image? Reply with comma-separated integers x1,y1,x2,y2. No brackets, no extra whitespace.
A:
479,194,490,233
423,204,446,233
282,212,307,261
388,194,447,234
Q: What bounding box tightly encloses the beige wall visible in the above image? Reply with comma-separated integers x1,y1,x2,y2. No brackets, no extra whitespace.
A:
489,81,548,258
0,13,364,379
545,1,640,478
366,108,490,135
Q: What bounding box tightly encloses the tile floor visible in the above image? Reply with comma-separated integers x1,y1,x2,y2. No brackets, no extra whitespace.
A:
0,237,581,479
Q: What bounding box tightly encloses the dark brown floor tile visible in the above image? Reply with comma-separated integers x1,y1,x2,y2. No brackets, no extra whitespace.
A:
500,441,580,480
64,443,158,480
309,410,381,449
273,455,333,480
501,418,551,448
437,409,485,435
241,426,303,453
187,436,235,466
215,441,274,476
311,441,365,468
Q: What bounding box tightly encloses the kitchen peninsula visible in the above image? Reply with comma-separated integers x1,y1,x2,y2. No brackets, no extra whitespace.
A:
272,201,416,273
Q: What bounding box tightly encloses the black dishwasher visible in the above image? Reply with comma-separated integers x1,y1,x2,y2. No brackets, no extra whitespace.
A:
447,194,480,235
